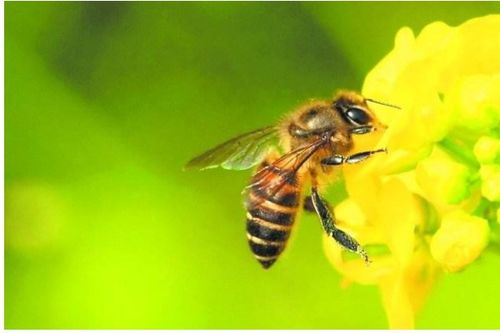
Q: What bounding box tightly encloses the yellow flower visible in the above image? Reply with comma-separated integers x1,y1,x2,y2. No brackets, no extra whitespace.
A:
325,15,500,328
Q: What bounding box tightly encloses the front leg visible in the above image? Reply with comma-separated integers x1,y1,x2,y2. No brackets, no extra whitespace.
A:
310,187,370,264
321,148,387,166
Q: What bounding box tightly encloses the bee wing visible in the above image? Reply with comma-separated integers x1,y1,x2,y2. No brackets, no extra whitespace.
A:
248,137,326,196
184,126,280,171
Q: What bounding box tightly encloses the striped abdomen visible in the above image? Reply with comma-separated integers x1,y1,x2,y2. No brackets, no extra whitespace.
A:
245,160,302,269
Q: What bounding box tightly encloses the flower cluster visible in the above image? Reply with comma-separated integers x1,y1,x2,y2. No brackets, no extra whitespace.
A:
324,15,500,328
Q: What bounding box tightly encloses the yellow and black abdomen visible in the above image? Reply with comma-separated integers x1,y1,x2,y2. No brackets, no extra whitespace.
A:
245,160,302,269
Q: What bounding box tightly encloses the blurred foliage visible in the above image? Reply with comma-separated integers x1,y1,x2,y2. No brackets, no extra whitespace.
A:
5,2,500,329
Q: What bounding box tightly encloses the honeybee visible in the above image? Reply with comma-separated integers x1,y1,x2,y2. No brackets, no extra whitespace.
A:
185,90,396,269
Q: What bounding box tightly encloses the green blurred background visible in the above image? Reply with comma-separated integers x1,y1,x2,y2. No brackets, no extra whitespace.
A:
6,2,500,329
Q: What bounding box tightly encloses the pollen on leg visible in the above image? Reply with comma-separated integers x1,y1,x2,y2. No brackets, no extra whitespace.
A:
357,246,372,266
331,228,372,266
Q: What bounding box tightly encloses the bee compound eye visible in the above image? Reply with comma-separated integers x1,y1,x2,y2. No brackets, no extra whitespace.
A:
345,107,370,126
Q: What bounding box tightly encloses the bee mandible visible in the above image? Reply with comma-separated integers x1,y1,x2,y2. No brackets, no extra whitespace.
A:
185,90,396,269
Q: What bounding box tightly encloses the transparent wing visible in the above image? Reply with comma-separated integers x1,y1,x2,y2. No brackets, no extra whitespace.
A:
248,136,326,196
184,126,280,171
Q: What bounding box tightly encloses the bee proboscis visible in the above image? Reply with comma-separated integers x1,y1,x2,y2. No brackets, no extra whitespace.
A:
185,90,395,269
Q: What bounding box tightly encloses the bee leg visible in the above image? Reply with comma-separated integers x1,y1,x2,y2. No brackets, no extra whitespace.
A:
321,148,387,166
310,187,370,264
303,195,332,213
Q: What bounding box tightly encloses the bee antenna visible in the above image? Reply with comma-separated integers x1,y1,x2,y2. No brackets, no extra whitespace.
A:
365,98,401,110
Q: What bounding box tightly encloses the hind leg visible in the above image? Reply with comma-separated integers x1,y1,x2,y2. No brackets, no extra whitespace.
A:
309,186,370,264
303,195,331,213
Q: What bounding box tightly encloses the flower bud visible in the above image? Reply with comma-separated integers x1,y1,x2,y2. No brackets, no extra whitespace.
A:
416,149,472,204
479,165,500,202
451,75,500,133
430,210,489,272
474,136,500,165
